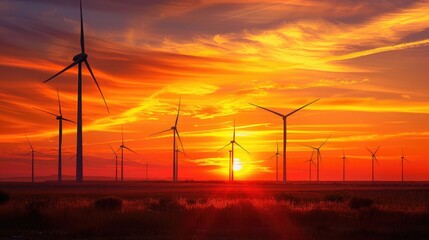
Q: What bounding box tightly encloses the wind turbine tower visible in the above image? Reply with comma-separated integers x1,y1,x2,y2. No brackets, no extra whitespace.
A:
217,121,250,182
268,141,281,182
108,144,118,181
34,90,75,183
367,146,380,182
25,137,35,183
305,136,330,182
250,99,319,184
118,126,137,181
150,99,183,182
342,149,346,182
43,0,109,182
304,150,315,181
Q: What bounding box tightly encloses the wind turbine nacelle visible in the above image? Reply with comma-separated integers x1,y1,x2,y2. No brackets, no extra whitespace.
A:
73,53,88,62
56,116,62,120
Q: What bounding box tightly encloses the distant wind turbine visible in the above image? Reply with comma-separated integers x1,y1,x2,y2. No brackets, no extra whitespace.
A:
217,121,250,182
175,146,190,181
267,141,281,182
118,126,137,181
367,146,380,182
43,0,109,182
25,136,36,183
342,149,347,182
108,144,118,181
150,99,183,182
34,90,75,183
304,150,316,181
305,136,330,182
250,99,319,183
401,147,408,182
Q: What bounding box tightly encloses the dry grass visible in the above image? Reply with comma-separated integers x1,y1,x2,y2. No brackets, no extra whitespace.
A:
0,182,428,239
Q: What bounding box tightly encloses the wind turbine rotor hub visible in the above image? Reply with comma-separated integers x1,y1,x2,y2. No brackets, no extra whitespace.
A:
73,53,88,62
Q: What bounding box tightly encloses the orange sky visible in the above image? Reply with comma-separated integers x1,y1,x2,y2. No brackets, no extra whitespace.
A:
0,0,429,181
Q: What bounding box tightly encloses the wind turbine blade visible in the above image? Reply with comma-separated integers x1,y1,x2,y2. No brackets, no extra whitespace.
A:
304,145,318,150
25,136,34,151
318,151,322,164
401,147,404,157
124,146,138,154
57,89,62,116
84,60,109,113
43,61,78,83
374,146,380,155
175,98,181,127
176,129,184,152
33,107,57,117
285,98,320,117
235,142,251,155
62,118,76,124
217,142,231,152
276,141,279,153
366,147,374,155
80,0,85,53
108,144,117,157
23,152,32,156
267,154,277,160
319,136,331,149
149,128,172,137
375,157,380,166
249,103,284,117
233,120,236,142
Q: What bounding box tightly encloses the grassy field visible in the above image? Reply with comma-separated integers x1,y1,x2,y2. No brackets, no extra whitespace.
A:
0,181,428,239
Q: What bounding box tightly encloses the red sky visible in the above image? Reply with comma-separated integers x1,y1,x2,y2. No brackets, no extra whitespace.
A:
0,0,429,181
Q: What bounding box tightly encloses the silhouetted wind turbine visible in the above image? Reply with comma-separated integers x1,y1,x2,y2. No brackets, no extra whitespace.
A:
175,145,190,181
229,150,232,181
43,0,109,182
305,136,330,182
150,99,184,182
118,126,137,182
250,99,319,183
304,150,316,181
34,90,75,183
367,146,380,182
267,141,281,182
342,149,347,182
401,147,407,182
25,136,35,183
217,121,250,182
108,144,118,181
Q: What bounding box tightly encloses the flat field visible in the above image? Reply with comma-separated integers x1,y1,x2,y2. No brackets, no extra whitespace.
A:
0,181,428,239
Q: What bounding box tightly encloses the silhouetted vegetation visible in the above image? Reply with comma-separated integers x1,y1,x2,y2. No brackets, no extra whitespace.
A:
0,191,9,204
348,196,374,209
324,192,346,202
94,196,123,211
0,183,428,239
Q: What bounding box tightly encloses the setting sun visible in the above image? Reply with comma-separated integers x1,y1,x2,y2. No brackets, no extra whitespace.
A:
233,158,242,172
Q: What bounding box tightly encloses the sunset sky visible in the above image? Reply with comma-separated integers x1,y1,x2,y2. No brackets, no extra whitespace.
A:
1,0,429,181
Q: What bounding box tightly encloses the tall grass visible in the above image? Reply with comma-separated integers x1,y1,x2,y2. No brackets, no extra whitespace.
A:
0,190,428,239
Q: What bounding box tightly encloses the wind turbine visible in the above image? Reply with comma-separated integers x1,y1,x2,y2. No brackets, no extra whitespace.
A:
150,99,183,182
401,147,407,182
34,90,75,183
267,141,281,182
118,126,137,182
175,145,190,181
304,150,316,181
229,150,232,181
43,0,109,182
108,144,118,181
249,99,319,183
305,136,330,182
367,146,380,182
342,149,347,182
25,136,35,183
217,121,250,182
